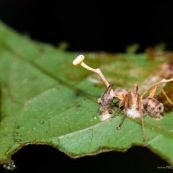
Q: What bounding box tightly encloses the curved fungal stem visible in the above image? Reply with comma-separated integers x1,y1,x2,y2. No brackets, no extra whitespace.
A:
73,55,110,87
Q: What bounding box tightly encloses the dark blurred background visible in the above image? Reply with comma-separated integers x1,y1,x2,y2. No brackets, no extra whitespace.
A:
0,0,173,53
0,145,172,173
0,1,173,172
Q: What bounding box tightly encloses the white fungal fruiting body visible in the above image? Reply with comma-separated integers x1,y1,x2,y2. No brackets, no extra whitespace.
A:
73,55,110,87
73,55,85,66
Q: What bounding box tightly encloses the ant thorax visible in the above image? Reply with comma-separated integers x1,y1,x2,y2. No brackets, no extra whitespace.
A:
114,88,142,118
114,89,129,100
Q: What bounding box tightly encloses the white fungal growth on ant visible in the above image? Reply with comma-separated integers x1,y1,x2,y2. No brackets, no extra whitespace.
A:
126,105,141,118
73,55,173,142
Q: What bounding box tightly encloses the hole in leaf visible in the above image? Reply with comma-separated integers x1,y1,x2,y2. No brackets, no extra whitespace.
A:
0,145,170,173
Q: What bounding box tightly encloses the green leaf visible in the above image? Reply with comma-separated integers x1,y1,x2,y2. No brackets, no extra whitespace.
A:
0,21,173,165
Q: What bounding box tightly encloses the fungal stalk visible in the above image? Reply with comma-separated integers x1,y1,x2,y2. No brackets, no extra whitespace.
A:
73,55,110,87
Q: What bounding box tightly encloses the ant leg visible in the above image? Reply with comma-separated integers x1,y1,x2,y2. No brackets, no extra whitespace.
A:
114,99,125,115
134,83,138,95
116,95,129,129
138,96,146,142
134,83,146,141
158,85,173,105
149,86,158,98
116,114,126,130
141,78,173,99
144,83,173,106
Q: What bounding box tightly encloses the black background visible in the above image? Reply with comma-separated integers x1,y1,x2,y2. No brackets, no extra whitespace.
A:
0,145,172,173
1,1,173,53
0,1,173,172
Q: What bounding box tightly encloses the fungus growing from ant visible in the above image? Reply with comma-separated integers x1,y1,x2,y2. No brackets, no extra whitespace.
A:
73,55,173,141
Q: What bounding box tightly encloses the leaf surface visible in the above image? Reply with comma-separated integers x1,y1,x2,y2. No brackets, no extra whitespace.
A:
0,22,173,165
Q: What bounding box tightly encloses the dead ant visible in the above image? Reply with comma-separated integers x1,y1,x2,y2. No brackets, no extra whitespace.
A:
73,55,173,142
